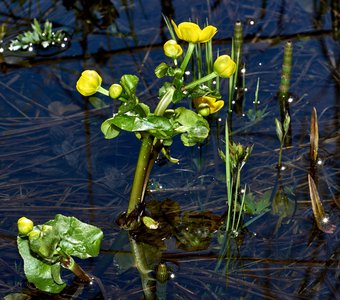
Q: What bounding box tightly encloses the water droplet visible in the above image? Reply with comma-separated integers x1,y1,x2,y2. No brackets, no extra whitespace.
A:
170,273,175,279
242,113,245,117
64,37,68,41
0,48,3,53
280,165,286,171
258,62,262,66
241,67,246,74
240,188,245,193
61,43,66,48
185,71,190,75
212,80,216,85
317,159,322,165
288,97,293,103
247,18,255,26
321,216,329,224
232,100,235,104
244,87,248,92
28,46,34,52
218,117,222,122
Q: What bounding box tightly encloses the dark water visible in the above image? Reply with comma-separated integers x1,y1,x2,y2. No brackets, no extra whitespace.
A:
0,0,339,299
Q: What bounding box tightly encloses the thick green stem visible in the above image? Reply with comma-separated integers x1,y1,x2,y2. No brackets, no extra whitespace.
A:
154,87,175,116
127,87,175,215
183,72,217,91
60,255,92,283
127,134,153,214
180,42,195,72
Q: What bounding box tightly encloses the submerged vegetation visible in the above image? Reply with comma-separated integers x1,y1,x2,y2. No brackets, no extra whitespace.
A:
0,1,339,299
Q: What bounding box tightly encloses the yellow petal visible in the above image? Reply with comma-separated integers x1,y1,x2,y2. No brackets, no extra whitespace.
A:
214,55,236,78
210,100,224,113
199,25,217,43
171,20,182,40
177,22,200,43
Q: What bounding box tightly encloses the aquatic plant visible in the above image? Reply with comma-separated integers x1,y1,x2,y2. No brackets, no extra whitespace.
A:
17,215,103,293
275,112,290,169
76,19,236,226
8,19,67,52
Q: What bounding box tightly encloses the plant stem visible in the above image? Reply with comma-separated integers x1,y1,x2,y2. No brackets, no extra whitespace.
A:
127,134,153,214
180,42,195,72
60,255,92,283
97,86,109,96
183,72,217,91
127,87,175,215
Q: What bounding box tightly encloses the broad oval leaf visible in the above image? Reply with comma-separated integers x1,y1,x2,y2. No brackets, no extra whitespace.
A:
101,118,120,139
120,74,139,97
47,214,104,259
17,237,66,294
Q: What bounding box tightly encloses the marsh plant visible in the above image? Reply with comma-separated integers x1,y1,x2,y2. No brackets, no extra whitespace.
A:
76,19,236,228
17,215,103,293
8,19,67,52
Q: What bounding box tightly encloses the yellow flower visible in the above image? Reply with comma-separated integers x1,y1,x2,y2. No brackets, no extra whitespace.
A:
76,70,102,96
171,20,217,43
17,217,34,235
193,96,224,116
109,83,123,99
213,55,236,78
163,39,183,58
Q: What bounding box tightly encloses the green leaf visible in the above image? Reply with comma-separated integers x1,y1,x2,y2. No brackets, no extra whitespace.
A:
244,191,271,215
112,114,173,135
101,118,120,139
155,62,171,78
17,237,66,294
173,107,210,146
120,74,139,98
51,263,64,285
275,118,283,142
283,113,290,134
47,214,103,259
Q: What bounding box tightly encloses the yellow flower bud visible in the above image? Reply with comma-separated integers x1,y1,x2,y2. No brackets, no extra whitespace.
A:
193,96,224,115
109,83,123,99
163,40,183,58
17,217,34,235
76,70,102,96
171,20,217,44
196,103,210,117
28,228,41,241
213,55,236,78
